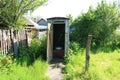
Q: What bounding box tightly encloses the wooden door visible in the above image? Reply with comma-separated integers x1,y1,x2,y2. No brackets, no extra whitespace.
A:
47,23,53,62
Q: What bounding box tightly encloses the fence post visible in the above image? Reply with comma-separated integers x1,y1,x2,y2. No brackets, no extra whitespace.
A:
10,29,14,53
85,35,92,71
25,29,28,47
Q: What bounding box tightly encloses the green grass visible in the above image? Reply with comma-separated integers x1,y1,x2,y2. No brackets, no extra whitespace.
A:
0,57,50,80
0,37,49,80
63,49,120,80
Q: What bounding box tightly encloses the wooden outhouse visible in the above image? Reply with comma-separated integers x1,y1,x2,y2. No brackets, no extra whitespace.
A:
47,17,69,62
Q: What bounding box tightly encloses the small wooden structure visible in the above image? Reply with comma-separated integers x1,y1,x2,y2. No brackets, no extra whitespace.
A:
47,17,69,62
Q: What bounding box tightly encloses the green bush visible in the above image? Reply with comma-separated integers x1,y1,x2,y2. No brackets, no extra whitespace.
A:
0,54,13,73
70,42,80,53
38,36,47,60
70,1,120,48
18,36,47,65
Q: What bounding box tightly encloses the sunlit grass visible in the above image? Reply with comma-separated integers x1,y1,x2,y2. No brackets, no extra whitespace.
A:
0,59,50,80
63,49,120,80
0,37,49,80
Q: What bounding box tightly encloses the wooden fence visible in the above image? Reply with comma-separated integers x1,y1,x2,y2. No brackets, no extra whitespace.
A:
0,29,30,56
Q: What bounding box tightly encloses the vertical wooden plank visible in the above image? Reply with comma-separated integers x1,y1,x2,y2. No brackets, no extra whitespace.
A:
8,30,10,54
24,30,26,46
50,24,53,59
18,30,22,47
47,26,49,61
25,29,28,47
27,29,32,45
19,30,22,46
18,30,20,46
1,30,3,54
20,30,22,45
10,29,13,53
0,30,1,53
13,30,18,57
47,23,53,62
0,29,2,54
6,30,9,53
3,30,6,54
65,20,69,57
21,30,23,46
4,30,7,54
5,30,7,54
8,30,11,53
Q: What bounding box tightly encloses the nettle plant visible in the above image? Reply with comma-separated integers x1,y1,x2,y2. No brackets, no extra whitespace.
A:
0,54,13,69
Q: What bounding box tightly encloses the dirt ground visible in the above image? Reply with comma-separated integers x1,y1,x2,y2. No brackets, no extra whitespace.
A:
46,58,65,80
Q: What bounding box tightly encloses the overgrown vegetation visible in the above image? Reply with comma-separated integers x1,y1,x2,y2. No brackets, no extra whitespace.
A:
63,43,120,80
0,2,48,78
0,55,49,80
18,36,47,65
70,1,120,48
0,0,47,29
0,37,49,80
1,0,120,80
64,5,120,78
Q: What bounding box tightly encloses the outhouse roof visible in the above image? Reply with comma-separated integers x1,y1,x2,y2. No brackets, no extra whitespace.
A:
47,17,69,20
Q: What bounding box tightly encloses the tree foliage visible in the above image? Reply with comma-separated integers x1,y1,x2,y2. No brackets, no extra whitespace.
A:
66,14,73,26
71,1,120,47
0,0,47,29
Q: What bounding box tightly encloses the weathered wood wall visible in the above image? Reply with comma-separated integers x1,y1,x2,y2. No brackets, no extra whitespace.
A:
0,29,29,56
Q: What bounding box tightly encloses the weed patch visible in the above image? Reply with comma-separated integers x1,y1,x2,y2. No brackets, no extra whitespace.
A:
63,49,120,80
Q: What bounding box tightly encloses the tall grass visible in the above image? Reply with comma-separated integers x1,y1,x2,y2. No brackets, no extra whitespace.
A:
0,55,49,80
63,49,120,80
0,37,49,80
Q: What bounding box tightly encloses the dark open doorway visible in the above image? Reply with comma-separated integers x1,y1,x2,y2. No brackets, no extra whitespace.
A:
53,24,65,58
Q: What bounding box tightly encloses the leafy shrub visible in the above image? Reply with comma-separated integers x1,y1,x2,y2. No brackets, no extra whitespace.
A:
108,30,120,49
70,1,120,48
0,54,14,74
18,36,47,65
37,36,47,60
70,42,80,53
64,41,85,63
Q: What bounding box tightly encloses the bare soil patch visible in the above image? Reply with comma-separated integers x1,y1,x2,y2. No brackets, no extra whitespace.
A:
46,58,65,80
